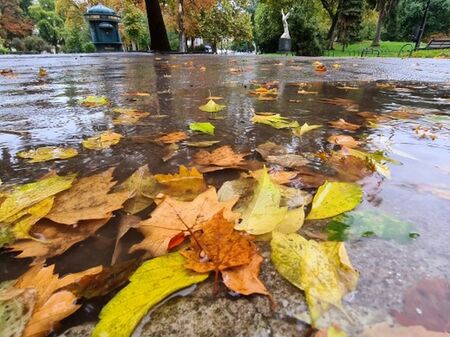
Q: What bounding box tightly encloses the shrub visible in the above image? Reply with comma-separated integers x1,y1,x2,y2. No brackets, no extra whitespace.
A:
83,42,96,53
23,35,51,52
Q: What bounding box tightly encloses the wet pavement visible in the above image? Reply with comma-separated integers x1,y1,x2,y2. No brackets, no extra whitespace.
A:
1,54,450,336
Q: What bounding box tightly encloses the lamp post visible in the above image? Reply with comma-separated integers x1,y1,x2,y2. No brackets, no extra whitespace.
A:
414,0,432,51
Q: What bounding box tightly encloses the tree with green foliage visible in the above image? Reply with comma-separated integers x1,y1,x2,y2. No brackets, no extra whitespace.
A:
370,0,398,46
122,0,149,51
29,0,64,52
337,0,364,49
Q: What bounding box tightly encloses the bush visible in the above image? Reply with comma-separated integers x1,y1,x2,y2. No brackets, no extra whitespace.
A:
230,40,255,52
82,42,96,53
167,31,179,51
23,35,51,53
10,38,25,52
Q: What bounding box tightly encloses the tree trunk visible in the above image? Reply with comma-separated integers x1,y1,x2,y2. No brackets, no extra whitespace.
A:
371,10,384,47
144,0,171,51
326,0,343,49
177,0,186,52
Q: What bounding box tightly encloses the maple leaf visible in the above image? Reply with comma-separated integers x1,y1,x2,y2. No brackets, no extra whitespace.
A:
328,119,361,131
327,135,361,148
182,211,254,292
82,131,122,150
17,146,78,163
130,187,239,256
193,146,249,172
46,168,129,225
155,131,188,144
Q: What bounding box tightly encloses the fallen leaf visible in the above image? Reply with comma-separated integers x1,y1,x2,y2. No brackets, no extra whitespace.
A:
327,135,361,148
154,165,207,201
186,140,220,147
199,99,226,113
92,252,208,337
293,123,322,136
38,68,47,77
392,278,450,332
306,181,363,220
332,63,341,70
359,323,450,337
194,146,249,172
130,187,239,256
189,122,215,135
294,166,331,188
79,96,109,107
162,143,179,162
116,165,158,214
326,151,374,181
17,146,78,163
46,168,128,225
0,69,15,77
155,131,188,144
271,232,359,326
326,210,418,243
251,114,299,129
320,98,358,108
256,141,286,158
249,169,298,185
111,215,141,265
313,62,327,72
265,154,309,169
112,108,149,125
298,89,319,95
329,119,361,131
82,131,122,150
341,148,394,178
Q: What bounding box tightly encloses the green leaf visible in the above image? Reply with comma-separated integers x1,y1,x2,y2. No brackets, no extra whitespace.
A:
293,123,322,136
326,210,418,243
271,232,359,326
251,114,299,129
306,181,362,220
92,252,208,337
199,99,226,113
189,122,215,135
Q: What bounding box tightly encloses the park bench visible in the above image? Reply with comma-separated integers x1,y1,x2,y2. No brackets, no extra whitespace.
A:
398,39,450,57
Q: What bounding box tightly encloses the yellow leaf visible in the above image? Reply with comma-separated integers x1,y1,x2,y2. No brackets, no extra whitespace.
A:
11,197,54,240
251,114,299,129
154,165,207,200
199,99,226,113
92,252,208,337
271,232,359,326
17,146,78,163
82,131,122,150
79,96,109,107
293,123,322,136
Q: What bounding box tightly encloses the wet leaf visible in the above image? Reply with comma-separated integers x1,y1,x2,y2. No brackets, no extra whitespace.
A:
271,232,359,326
293,123,322,136
194,146,249,172
392,278,450,332
9,218,110,261
306,181,363,220
189,122,215,135
0,173,76,223
186,140,220,147
112,108,149,125
154,165,207,201
313,61,327,72
265,154,309,169
326,210,418,243
162,143,179,162
46,169,129,225
130,187,239,256
116,165,158,214
251,114,299,129
249,169,298,185
327,135,361,148
342,148,393,178
326,151,374,182
155,131,188,144
328,119,361,131
199,99,226,113
79,95,109,107
256,141,287,158
82,131,122,150
92,252,208,337
111,215,141,265
359,323,449,337
17,146,78,163
38,68,47,77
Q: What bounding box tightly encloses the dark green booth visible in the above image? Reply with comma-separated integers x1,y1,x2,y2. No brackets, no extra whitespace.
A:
85,4,123,52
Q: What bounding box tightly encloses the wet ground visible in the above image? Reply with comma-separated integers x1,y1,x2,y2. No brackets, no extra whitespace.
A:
1,54,450,336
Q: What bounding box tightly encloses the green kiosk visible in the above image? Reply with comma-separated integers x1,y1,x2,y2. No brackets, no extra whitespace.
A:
85,4,123,52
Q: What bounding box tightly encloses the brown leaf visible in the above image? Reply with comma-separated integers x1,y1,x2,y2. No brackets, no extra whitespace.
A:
359,323,450,337
326,151,373,182
162,143,179,162
130,187,239,256
256,142,287,158
249,169,297,185
156,131,188,144
265,154,309,169
328,119,361,131
327,135,361,148
111,214,141,265
320,97,357,108
392,278,450,332
194,146,249,172
9,218,110,261
46,169,128,225
182,211,254,292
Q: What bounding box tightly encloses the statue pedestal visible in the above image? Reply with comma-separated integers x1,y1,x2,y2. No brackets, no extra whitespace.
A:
278,38,292,53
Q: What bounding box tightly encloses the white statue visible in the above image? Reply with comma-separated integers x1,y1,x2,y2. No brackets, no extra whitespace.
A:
281,9,291,39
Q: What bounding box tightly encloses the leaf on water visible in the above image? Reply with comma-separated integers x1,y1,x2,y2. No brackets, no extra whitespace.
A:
293,123,322,136
251,114,299,129
17,146,78,163
162,143,179,162
82,131,122,150
112,108,149,125
313,61,327,72
38,68,47,77
342,147,394,178
186,140,220,148
92,252,208,337
392,278,450,332
326,210,418,243
306,181,362,220
8,218,110,261
320,98,358,108
189,122,215,135
255,142,309,169
199,99,226,113
249,87,278,97
328,119,361,131
327,135,361,148
116,165,158,215
359,323,449,337
154,165,207,201
79,95,109,107
130,187,239,256
271,232,359,326
256,141,287,158
111,215,141,265
194,145,249,172
155,131,188,144
249,169,298,185
325,151,374,182
46,168,129,225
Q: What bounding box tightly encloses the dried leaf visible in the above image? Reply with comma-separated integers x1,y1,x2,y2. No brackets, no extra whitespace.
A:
306,181,363,220
326,151,374,182
189,122,215,135
156,131,188,144
82,131,122,150
92,253,208,337
186,140,220,147
327,135,361,148
130,187,239,256
329,119,361,131
46,169,128,225
265,154,309,169
17,147,78,163
249,169,298,185
162,143,179,162
251,114,299,129
341,148,393,178
313,61,327,72
293,123,322,136
111,215,141,265
79,96,109,107
271,232,359,326
194,145,248,171
199,99,226,113
112,109,149,125
359,323,449,337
